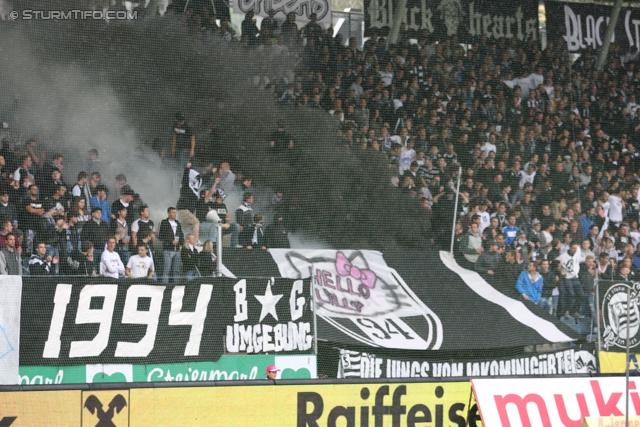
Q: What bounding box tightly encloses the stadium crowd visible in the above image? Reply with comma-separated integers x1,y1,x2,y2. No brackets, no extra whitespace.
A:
1,5,640,325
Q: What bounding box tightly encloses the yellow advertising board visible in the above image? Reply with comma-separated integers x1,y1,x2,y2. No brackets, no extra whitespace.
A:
0,381,481,427
81,390,129,427
0,390,80,426
130,382,481,427
598,351,640,374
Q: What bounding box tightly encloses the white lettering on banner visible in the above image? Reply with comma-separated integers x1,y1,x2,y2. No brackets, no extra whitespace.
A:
19,369,64,385
225,322,312,353
290,280,305,321
232,0,331,23
168,285,212,356
69,285,118,358
146,365,259,382
115,285,165,357
368,0,536,41
233,280,248,322
44,282,293,359
43,284,72,358
563,5,612,51
472,377,640,427
338,349,596,379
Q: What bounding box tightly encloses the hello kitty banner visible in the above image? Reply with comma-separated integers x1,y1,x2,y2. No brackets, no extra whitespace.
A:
270,249,443,350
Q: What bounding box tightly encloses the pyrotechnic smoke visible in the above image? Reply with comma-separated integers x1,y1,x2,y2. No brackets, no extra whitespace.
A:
0,9,429,250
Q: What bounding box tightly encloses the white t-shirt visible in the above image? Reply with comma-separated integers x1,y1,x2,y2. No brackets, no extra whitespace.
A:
519,170,536,188
127,255,154,278
478,211,490,233
399,147,416,174
481,142,497,156
608,195,623,223
101,250,125,278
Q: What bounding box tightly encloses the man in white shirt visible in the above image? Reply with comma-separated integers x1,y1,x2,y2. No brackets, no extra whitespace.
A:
556,243,585,319
126,243,155,279
480,136,497,157
608,188,625,231
101,236,125,279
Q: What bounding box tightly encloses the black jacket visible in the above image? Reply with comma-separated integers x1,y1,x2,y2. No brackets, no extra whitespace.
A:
159,218,184,251
82,219,109,251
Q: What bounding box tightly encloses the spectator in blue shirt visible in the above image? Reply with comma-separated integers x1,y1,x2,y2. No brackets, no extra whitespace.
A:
502,214,519,246
89,184,112,225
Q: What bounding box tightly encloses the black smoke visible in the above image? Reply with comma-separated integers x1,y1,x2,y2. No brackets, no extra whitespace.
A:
0,9,430,250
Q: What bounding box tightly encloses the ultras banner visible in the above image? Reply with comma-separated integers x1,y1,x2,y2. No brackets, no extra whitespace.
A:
546,1,640,53
598,280,640,352
337,346,597,379
232,0,332,24
364,0,538,42
17,277,313,366
263,250,578,351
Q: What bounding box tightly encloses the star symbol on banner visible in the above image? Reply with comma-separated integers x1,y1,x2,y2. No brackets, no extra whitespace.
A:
255,282,283,322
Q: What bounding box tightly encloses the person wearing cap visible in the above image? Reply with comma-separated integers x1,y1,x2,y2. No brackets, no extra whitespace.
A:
111,186,136,228
90,184,112,225
209,189,240,247
61,240,97,277
265,364,279,380
82,206,109,261
527,218,542,244
475,240,501,280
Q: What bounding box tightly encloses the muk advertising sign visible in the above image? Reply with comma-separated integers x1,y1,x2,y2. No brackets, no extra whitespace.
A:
546,1,640,53
232,0,332,24
17,277,313,367
0,276,20,384
338,347,596,379
365,0,538,42
472,377,640,427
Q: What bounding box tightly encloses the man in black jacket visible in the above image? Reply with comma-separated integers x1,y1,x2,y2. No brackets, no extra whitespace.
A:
62,241,98,276
82,207,109,261
159,206,184,284
236,192,254,249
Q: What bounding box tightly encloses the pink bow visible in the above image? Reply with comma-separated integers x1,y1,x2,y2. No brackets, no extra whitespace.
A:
335,252,377,289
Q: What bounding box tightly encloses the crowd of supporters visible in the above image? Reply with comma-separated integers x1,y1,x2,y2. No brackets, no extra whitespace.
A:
3,5,640,323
